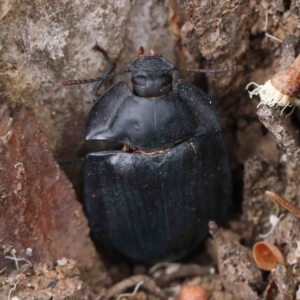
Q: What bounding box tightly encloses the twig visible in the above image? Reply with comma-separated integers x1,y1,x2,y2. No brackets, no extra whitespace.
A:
7,280,18,300
104,275,167,300
266,191,300,218
162,285,181,294
259,214,284,239
3,246,13,255
149,262,180,274
94,288,106,300
5,256,33,268
152,264,211,288
257,105,300,166
9,250,19,270
265,33,283,43
116,281,143,300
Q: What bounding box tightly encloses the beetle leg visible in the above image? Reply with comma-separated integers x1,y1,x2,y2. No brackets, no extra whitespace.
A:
56,158,84,165
150,49,163,57
137,46,145,58
92,42,117,101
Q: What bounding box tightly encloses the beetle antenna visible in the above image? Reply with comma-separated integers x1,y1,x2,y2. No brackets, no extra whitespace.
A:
62,68,130,86
175,65,243,73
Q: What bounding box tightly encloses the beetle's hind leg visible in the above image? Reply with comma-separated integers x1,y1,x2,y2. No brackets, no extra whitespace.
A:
92,42,117,101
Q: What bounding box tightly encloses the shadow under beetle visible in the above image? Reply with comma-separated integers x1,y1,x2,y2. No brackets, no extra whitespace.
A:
62,47,235,264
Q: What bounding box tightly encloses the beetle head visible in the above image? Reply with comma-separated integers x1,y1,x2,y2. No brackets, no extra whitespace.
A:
62,48,243,96
129,56,174,97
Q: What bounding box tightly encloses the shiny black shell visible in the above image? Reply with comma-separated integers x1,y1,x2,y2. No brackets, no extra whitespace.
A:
85,80,220,151
83,72,231,263
84,136,230,263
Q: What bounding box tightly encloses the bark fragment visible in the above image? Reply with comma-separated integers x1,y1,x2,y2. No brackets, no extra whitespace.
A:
0,106,102,279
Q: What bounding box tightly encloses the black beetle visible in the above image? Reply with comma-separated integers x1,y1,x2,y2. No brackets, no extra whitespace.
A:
63,48,235,264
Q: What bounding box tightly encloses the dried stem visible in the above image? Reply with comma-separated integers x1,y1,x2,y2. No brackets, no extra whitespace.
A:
104,275,167,300
116,281,144,300
7,280,18,300
266,191,300,219
152,264,212,288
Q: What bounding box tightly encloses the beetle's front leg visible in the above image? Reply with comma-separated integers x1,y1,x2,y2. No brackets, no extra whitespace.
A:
91,42,116,101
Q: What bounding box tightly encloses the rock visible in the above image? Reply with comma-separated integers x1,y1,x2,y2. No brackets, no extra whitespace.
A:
0,106,102,278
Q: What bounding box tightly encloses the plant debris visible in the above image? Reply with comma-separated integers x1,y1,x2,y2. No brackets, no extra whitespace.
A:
2,1,300,299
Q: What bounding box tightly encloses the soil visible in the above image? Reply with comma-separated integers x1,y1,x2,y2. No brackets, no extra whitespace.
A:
2,0,300,300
